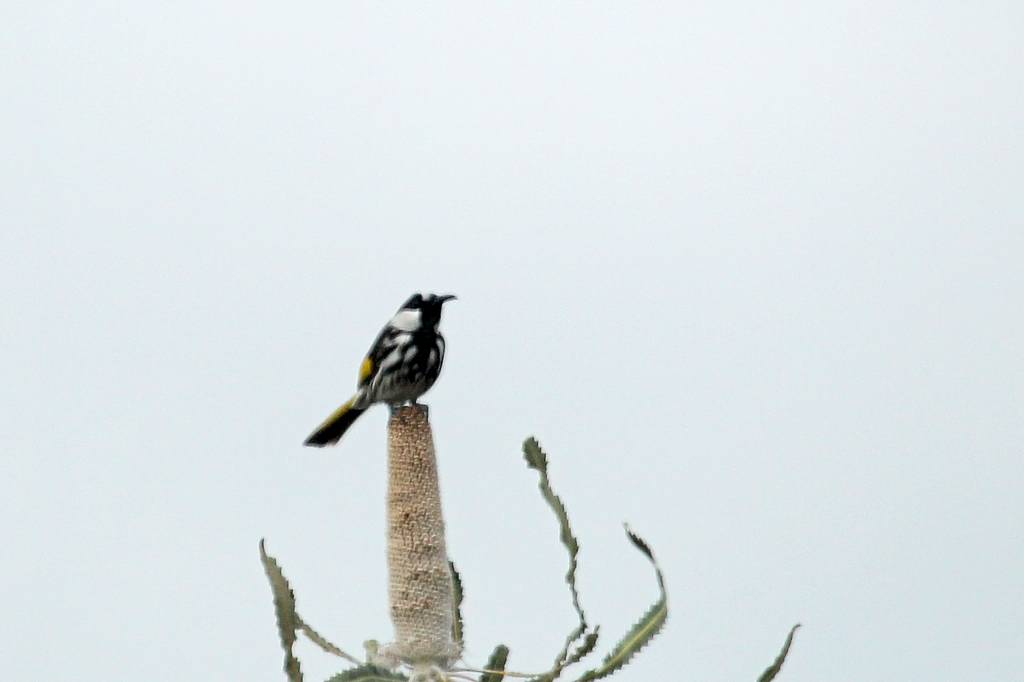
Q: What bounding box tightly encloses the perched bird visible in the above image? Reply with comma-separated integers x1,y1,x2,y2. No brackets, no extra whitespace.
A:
304,293,456,447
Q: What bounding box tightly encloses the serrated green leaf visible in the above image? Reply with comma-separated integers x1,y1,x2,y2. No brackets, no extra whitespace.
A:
298,617,361,665
260,539,303,682
523,437,587,669
532,622,597,682
450,560,465,646
573,528,667,682
480,644,510,682
757,624,801,682
535,622,586,682
564,630,599,668
323,664,407,682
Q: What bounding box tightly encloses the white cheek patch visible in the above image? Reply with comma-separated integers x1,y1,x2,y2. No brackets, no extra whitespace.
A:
389,309,422,332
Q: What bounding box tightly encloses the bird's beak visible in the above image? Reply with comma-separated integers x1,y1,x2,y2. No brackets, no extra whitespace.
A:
438,294,457,304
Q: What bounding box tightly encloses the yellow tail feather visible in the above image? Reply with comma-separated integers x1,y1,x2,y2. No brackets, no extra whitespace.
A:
304,397,367,447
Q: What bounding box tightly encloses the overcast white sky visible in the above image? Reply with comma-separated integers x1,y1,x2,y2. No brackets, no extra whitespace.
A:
2,2,1022,680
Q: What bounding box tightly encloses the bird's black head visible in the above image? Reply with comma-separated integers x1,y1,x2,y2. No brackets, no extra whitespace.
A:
399,292,456,329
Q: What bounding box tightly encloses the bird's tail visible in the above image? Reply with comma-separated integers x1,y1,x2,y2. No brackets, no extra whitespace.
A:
304,396,367,447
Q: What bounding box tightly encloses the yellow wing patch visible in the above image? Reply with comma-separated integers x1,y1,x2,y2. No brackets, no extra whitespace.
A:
358,357,374,385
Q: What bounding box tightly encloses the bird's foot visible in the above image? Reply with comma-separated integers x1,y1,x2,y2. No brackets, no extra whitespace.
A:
388,400,427,416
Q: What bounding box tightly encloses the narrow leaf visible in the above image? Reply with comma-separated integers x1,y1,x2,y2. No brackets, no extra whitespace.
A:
757,624,801,682
564,630,599,668
480,644,510,682
260,539,303,682
523,437,587,664
538,622,586,682
450,560,465,646
298,617,361,665
324,664,407,682
573,528,668,682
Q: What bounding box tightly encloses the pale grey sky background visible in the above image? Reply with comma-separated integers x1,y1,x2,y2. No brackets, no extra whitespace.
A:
2,2,1022,680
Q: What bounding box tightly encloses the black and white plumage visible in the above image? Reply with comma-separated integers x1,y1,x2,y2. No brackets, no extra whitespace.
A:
304,293,456,447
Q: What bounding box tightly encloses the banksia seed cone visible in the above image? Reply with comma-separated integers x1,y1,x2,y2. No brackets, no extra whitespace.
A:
385,405,458,665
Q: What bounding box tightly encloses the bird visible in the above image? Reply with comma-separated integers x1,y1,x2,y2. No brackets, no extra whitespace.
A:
304,293,456,447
